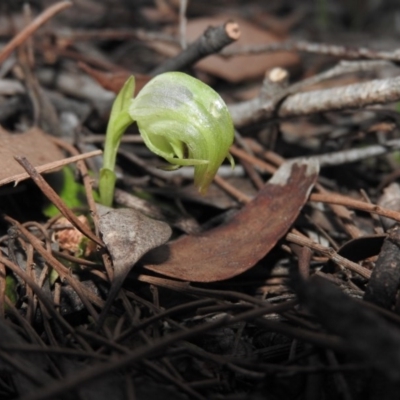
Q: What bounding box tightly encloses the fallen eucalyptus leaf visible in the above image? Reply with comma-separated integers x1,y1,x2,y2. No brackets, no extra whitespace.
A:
142,159,319,282
0,126,63,183
97,204,172,327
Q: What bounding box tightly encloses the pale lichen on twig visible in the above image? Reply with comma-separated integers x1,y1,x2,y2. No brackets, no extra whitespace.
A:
230,60,400,126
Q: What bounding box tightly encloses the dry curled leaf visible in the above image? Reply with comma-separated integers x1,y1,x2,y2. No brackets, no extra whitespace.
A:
98,204,172,269
143,159,319,282
97,204,172,327
364,226,400,311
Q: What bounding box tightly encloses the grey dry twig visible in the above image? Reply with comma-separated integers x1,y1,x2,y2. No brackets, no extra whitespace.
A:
151,20,241,75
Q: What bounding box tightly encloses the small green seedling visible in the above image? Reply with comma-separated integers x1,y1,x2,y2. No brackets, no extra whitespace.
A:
99,72,235,207
43,166,99,217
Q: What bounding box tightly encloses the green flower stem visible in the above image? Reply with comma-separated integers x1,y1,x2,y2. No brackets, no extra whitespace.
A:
99,77,135,206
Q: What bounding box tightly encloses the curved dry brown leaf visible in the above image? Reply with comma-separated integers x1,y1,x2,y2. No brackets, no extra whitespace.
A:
143,159,319,282
97,205,172,328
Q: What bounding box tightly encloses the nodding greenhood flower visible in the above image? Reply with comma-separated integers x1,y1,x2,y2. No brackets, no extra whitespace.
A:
99,71,234,206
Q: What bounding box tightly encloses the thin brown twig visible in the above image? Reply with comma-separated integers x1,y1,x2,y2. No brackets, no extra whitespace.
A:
213,175,252,203
314,184,362,239
0,149,102,187
25,244,36,323
18,301,347,400
310,192,400,224
222,40,400,62
0,349,47,386
3,296,79,368
151,20,240,75
230,145,277,174
4,344,108,360
48,27,178,44
222,145,400,229
143,359,206,400
212,158,374,278
244,140,361,238
48,137,101,235
286,232,371,279
0,1,72,65
137,274,297,308
4,216,104,312
229,135,267,190
116,298,215,342
0,254,85,340
14,156,103,247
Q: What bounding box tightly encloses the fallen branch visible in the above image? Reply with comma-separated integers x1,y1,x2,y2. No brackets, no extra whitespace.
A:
231,75,400,126
0,149,102,187
151,21,240,75
279,76,400,117
14,156,103,247
222,39,400,63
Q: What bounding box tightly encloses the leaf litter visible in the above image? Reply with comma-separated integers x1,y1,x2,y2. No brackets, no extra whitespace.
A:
0,126,63,182
3,1,400,400
143,159,319,281
96,204,172,328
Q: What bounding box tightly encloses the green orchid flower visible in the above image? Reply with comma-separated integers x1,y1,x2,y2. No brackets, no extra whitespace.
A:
99,72,235,206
